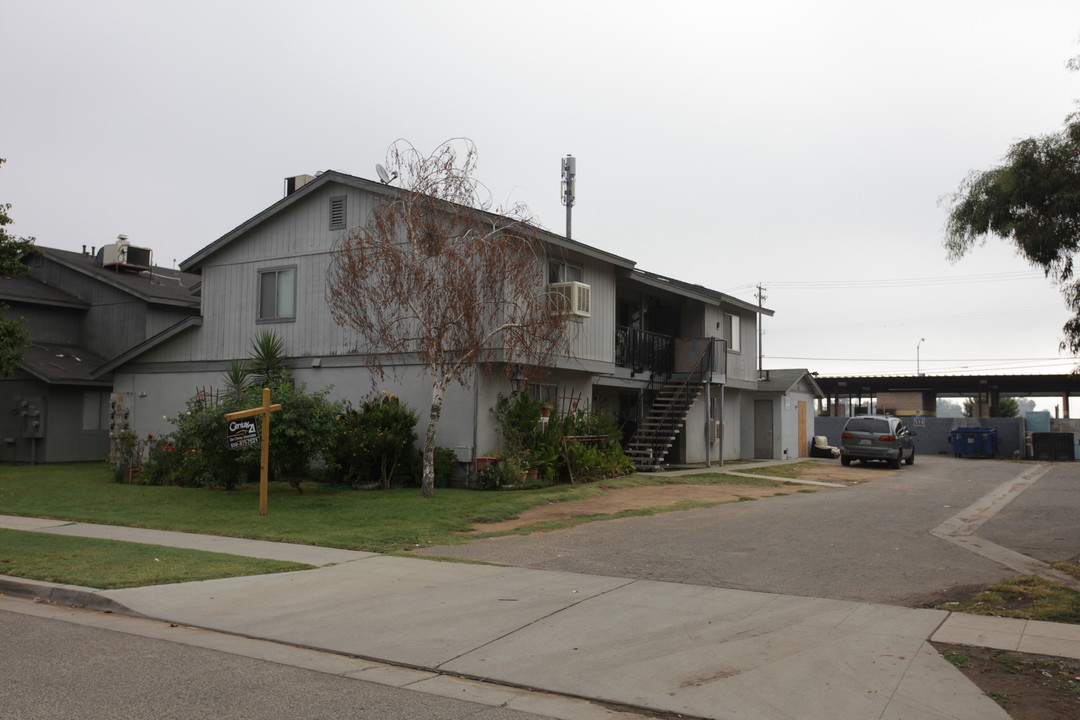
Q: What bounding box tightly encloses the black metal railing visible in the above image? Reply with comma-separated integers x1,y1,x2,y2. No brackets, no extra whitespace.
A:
616,327,674,375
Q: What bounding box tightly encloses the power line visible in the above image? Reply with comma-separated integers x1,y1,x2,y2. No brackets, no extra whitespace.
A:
761,270,1043,290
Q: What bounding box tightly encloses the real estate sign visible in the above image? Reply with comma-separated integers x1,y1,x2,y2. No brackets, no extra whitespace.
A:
227,418,259,449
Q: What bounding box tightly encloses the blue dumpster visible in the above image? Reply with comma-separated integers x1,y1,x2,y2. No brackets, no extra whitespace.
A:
949,427,999,458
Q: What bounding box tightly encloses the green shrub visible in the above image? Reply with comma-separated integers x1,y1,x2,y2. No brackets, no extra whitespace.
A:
488,392,632,487
326,393,420,489
146,382,344,490
433,446,457,486
476,457,520,490
492,391,541,455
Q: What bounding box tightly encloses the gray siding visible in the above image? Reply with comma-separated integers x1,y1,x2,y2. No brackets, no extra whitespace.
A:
560,254,615,364
7,302,82,345
0,378,110,463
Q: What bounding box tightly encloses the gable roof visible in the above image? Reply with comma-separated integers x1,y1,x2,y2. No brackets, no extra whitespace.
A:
38,247,201,308
757,368,824,398
629,269,773,316
181,170,637,273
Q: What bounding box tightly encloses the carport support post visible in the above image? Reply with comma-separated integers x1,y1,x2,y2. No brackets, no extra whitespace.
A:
224,388,282,516
1063,393,1071,419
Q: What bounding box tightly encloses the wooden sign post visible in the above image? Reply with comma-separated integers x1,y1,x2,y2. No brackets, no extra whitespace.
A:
224,388,282,516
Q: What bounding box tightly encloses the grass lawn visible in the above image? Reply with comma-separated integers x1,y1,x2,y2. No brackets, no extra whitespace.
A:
0,528,311,589
732,460,823,480
0,463,782,554
936,574,1080,624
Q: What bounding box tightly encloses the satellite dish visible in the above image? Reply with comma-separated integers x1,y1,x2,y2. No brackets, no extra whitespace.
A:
376,164,397,184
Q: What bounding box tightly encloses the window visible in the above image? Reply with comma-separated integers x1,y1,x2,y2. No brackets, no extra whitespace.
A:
329,196,346,230
259,266,296,321
845,417,889,434
548,259,583,284
724,313,741,352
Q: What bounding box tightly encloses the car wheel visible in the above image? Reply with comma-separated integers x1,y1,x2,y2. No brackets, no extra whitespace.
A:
840,456,851,466
889,454,902,469
905,449,915,466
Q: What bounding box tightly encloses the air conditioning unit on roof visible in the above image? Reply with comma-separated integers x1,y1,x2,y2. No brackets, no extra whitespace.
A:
549,281,591,318
99,237,152,270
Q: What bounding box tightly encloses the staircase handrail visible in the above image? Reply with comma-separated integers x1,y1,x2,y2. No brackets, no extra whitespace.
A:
636,338,714,467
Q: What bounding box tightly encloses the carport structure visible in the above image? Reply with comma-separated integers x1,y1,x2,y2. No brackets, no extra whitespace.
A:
815,373,1080,417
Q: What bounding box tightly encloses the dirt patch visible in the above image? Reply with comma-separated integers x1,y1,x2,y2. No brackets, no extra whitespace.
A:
934,643,1080,720
464,463,888,534
737,462,892,485
466,483,810,534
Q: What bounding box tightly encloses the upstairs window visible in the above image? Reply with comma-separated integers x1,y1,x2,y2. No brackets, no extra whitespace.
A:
329,196,346,230
259,266,296,322
724,313,741,352
548,259,583,283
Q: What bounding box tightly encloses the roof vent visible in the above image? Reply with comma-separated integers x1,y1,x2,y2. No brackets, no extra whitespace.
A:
98,235,152,271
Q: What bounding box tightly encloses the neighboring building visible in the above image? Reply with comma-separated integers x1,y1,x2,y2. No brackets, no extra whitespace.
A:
105,171,816,468
0,243,200,463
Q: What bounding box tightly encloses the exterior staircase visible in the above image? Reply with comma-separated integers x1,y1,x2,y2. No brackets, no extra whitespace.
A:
625,381,703,471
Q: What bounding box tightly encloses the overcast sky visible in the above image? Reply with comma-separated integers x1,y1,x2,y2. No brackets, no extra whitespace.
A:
4,1,1079,410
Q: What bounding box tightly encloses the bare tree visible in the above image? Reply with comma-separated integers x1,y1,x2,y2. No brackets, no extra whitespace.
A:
326,139,573,497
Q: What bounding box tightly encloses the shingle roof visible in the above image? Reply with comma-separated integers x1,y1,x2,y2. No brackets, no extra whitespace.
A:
40,247,201,307
0,273,87,307
20,341,112,384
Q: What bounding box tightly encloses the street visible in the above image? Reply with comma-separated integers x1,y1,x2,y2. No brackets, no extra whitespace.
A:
421,456,1080,606
0,608,557,720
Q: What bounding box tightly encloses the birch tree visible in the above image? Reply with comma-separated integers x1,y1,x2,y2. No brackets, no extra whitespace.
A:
326,139,572,497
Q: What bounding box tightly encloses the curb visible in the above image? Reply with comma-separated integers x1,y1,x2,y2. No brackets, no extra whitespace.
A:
0,575,137,615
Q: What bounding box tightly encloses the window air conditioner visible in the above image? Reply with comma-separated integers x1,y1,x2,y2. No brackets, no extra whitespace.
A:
549,281,591,318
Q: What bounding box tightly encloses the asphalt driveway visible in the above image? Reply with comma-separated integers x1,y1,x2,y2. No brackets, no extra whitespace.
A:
420,456,1080,606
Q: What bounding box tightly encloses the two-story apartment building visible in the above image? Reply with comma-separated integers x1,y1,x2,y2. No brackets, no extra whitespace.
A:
0,244,200,463
104,171,819,468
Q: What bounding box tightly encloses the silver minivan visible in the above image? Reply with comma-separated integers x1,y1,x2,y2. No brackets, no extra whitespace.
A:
839,415,915,468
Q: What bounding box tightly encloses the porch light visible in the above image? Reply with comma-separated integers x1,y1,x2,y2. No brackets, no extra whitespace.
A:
511,367,529,393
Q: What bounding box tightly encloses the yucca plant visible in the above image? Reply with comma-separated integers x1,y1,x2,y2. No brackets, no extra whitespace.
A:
248,330,290,386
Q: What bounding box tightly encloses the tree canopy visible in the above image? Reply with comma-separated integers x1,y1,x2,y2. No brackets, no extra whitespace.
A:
962,396,1020,418
944,109,1080,353
0,158,41,277
0,158,36,375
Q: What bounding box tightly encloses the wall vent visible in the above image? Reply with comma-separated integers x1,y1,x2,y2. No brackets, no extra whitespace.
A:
329,196,346,230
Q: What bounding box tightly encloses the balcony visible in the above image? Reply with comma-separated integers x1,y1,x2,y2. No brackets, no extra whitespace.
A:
616,327,673,375
616,327,726,378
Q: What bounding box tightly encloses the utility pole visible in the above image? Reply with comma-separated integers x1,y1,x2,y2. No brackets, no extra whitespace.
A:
561,155,576,240
756,283,766,380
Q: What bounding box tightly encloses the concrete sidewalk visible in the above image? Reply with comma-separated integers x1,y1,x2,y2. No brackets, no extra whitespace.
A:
2,516,1077,720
